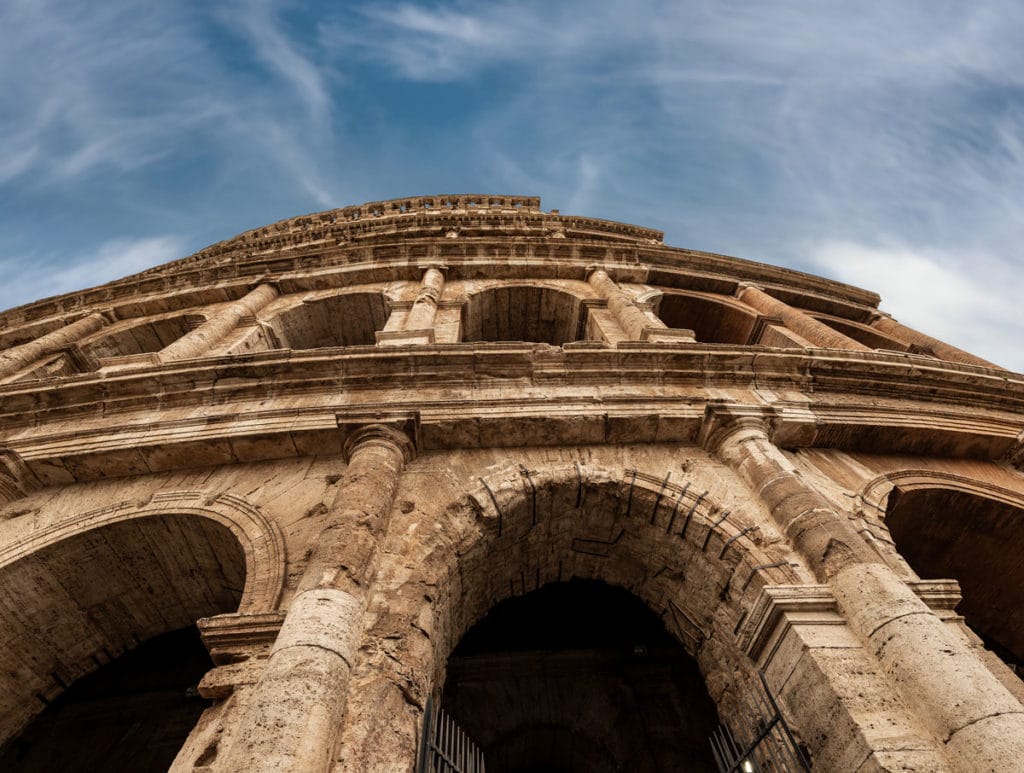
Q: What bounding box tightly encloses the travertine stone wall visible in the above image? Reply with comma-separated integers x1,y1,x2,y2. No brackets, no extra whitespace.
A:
0,196,1021,772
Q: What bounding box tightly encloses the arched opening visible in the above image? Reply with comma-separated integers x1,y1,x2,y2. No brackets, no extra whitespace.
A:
83,313,206,360
266,292,389,349
383,467,807,773
656,292,757,344
0,514,246,771
442,578,719,772
461,287,588,345
0,628,213,771
887,487,1024,672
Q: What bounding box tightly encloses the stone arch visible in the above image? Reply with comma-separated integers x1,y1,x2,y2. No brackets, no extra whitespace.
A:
0,490,287,614
262,290,390,349
655,290,759,344
338,463,801,770
430,464,799,769
81,311,208,360
860,470,1024,667
459,283,592,345
0,494,285,760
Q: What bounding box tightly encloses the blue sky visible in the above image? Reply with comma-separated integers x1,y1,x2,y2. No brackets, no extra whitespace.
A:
2,1,1023,370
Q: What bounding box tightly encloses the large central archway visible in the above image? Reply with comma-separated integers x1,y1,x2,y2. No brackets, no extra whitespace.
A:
442,578,720,771
335,463,805,770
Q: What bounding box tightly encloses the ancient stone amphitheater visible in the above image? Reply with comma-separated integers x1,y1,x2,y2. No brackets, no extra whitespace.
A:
0,195,1021,772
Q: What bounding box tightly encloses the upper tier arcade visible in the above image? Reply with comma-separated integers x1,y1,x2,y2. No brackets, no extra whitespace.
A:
0,194,1019,486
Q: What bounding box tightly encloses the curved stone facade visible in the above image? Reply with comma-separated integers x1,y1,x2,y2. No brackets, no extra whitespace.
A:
0,195,1021,771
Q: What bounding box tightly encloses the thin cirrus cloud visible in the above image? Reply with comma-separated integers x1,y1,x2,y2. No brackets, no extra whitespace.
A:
0,236,187,312
807,242,1021,370
0,1,1021,370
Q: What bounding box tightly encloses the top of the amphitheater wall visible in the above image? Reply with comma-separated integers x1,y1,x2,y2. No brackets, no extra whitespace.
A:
0,194,881,326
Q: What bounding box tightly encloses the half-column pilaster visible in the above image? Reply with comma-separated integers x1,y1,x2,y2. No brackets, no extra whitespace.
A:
0,311,110,378
159,283,279,361
377,266,446,346
702,405,1024,770
869,312,997,368
737,284,870,351
588,269,691,342
217,421,415,773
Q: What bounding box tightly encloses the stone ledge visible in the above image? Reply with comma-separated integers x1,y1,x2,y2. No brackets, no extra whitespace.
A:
198,611,286,665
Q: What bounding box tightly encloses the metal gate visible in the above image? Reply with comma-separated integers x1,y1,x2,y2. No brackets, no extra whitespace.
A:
416,697,486,773
709,671,811,772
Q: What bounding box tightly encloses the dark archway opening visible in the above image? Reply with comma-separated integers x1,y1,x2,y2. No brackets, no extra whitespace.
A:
811,315,909,352
442,579,719,772
656,293,756,345
0,515,247,770
84,313,207,359
887,487,1024,673
461,287,588,345
0,626,213,772
268,292,390,349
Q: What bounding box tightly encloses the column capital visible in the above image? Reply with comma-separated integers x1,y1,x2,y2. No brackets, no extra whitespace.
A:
337,413,418,464
734,281,764,296
867,309,893,324
698,402,772,452
0,449,39,505
1008,428,1024,471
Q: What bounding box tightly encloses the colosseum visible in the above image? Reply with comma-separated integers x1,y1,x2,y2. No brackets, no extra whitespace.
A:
0,194,1021,772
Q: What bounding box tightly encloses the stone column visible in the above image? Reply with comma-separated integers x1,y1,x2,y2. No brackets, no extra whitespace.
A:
703,407,1024,770
404,266,445,333
158,283,279,362
588,269,688,342
378,267,446,346
736,284,870,351
218,423,415,773
869,312,997,368
0,312,109,378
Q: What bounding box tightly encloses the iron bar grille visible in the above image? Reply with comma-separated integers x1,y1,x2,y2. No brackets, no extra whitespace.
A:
416,697,486,773
710,671,811,772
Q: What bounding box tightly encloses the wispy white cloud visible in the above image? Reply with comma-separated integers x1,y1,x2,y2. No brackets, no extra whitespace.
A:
227,0,331,124
0,0,345,206
808,240,1023,372
0,2,218,184
0,235,187,311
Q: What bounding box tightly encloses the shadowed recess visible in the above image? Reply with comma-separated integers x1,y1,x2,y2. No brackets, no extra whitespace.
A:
656,292,757,344
0,514,246,767
443,578,719,772
267,292,390,349
83,314,206,359
461,287,587,345
0,627,214,773
887,487,1024,668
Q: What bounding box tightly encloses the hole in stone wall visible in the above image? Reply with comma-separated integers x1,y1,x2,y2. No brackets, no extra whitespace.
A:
887,487,1024,674
812,315,909,351
83,314,206,359
656,293,756,344
0,515,246,768
267,293,389,349
461,287,588,345
441,578,719,772
0,627,214,773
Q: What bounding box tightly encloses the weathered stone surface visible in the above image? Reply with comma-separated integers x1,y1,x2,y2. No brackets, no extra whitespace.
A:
0,195,1020,771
